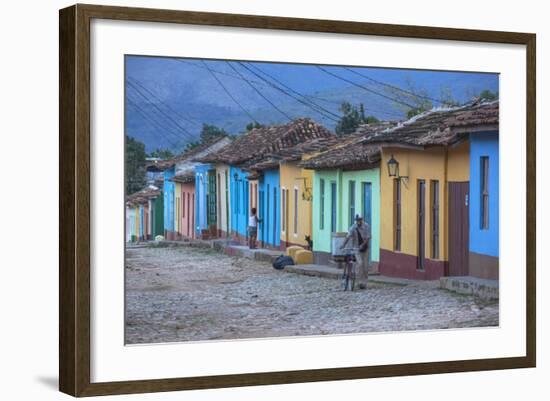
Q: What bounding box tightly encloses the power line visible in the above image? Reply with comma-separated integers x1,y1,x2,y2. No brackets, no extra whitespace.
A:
127,76,201,126
316,66,416,109
200,60,261,124
242,62,340,122
342,67,444,104
228,62,293,121
126,97,182,149
126,80,198,141
172,58,268,88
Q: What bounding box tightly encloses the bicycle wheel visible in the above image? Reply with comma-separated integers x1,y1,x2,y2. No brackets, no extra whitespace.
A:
342,263,351,291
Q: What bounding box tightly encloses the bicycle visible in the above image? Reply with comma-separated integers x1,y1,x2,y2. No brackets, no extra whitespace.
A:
340,247,358,291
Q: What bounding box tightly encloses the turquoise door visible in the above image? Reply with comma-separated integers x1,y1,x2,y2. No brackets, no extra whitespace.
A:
362,182,372,262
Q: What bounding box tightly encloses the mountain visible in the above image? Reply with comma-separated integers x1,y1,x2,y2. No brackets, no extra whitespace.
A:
125,56,499,153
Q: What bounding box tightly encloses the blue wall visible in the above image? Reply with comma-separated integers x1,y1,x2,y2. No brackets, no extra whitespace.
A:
258,168,280,248
195,163,212,236
163,167,175,233
469,131,499,257
230,166,249,238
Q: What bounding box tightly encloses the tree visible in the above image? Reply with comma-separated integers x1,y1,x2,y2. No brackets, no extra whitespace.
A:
478,89,499,101
148,148,174,159
245,121,264,131
185,123,228,150
199,123,227,143
125,135,147,195
335,102,379,135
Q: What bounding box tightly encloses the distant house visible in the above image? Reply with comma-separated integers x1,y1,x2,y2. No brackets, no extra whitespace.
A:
366,101,499,280
199,118,335,248
150,135,231,240
300,123,395,267
125,185,162,242
247,135,339,250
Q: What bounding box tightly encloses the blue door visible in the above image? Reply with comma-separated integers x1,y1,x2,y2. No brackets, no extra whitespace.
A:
362,182,372,262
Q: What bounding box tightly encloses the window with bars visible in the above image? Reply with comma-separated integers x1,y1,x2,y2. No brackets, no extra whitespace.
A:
320,179,325,230
394,179,402,251
481,156,489,229
330,182,337,233
349,180,356,226
431,180,439,259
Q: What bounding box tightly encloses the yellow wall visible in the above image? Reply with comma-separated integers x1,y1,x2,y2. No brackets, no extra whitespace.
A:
279,161,313,247
447,140,470,182
380,141,470,262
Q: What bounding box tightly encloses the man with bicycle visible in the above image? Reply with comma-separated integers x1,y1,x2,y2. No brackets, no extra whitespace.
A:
340,214,371,290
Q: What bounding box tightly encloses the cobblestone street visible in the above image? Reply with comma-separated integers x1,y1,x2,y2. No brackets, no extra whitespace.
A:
125,245,499,344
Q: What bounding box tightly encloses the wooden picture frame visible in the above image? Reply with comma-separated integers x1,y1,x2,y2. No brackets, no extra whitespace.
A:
59,3,536,397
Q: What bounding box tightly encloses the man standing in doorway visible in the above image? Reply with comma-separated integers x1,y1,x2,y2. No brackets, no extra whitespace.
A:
341,214,371,289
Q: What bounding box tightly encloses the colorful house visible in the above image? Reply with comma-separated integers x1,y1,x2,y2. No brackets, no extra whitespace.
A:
469,130,499,279
300,123,394,267
153,136,231,240
169,172,195,239
195,163,218,239
125,185,162,242
199,118,334,248
215,164,232,237
163,166,176,240
370,101,499,280
246,136,339,250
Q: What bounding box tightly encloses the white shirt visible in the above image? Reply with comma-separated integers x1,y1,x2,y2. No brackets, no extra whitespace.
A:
249,215,258,227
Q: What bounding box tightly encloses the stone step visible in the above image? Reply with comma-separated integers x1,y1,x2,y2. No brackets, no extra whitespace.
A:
440,276,499,300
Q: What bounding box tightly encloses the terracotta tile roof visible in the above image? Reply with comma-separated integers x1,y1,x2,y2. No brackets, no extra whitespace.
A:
196,118,334,166
245,135,340,171
126,186,161,206
364,100,499,147
299,122,397,170
146,135,230,171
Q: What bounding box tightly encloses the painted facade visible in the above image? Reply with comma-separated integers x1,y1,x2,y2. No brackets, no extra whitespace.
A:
195,163,217,238
257,168,280,248
469,131,499,279
163,166,176,240
379,141,470,280
279,162,314,249
178,181,196,239
216,165,231,237
311,168,380,265
230,166,250,240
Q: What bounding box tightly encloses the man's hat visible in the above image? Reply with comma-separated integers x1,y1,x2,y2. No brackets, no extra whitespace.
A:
355,214,363,221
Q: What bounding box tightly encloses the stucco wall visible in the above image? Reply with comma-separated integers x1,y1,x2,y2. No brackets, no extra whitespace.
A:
341,168,381,262
258,168,280,247
312,169,342,254
380,148,448,261
279,162,312,248
230,166,250,238
163,167,175,233
447,140,470,182
216,164,231,235
195,164,212,235
180,182,195,239
469,131,499,257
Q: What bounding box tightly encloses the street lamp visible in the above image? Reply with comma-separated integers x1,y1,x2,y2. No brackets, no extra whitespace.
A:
386,154,408,179
387,154,398,177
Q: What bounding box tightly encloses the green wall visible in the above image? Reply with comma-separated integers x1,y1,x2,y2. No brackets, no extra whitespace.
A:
312,168,380,261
